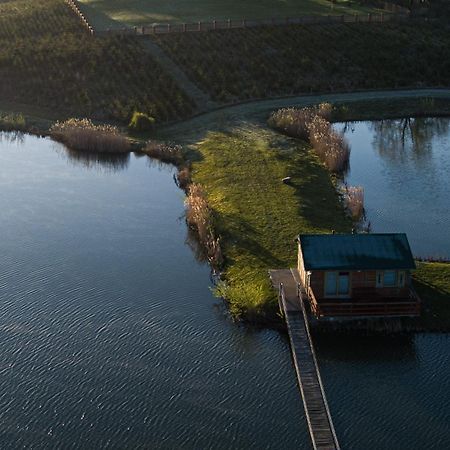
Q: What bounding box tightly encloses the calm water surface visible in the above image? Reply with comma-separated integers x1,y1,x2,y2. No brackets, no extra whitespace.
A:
0,133,449,449
338,117,450,258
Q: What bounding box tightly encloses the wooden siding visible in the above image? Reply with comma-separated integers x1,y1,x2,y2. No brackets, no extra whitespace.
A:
311,269,412,302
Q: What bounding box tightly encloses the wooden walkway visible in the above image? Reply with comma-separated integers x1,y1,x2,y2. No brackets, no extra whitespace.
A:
269,269,340,450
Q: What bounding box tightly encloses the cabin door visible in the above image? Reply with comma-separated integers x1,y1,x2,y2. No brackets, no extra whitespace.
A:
325,271,350,297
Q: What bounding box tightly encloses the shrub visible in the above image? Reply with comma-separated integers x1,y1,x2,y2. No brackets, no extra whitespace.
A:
128,111,155,132
143,140,184,165
50,118,130,153
0,113,26,132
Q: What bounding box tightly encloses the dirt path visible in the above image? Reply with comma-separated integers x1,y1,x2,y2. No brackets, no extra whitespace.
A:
158,88,450,141
140,39,217,112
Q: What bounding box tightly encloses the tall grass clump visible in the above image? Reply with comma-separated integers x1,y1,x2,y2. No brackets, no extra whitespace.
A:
185,183,223,270
268,104,350,172
343,185,365,220
143,140,184,165
50,118,130,153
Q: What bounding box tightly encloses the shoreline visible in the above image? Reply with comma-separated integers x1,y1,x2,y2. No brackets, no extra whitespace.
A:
2,90,450,333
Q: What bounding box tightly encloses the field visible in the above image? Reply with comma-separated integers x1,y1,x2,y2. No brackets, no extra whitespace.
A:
78,0,382,28
0,0,194,125
154,21,450,103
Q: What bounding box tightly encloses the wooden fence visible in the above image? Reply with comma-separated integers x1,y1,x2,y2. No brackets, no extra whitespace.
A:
65,0,95,35
64,0,410,37
116,12,410,36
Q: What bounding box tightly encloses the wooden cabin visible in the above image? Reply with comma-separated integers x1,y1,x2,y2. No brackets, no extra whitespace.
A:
297,233,421,318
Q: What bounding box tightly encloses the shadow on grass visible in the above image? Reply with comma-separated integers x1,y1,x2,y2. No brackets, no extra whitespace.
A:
414,279,450,330
277,142,351,233
215,210,285,268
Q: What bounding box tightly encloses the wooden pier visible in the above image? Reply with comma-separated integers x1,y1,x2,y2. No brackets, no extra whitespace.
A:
269,269,340,450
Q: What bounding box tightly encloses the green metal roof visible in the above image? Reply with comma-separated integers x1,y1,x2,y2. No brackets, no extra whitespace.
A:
299,233,416,271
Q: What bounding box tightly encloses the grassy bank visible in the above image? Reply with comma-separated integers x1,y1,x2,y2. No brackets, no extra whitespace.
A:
154,21,450,103
330,97,450,122
0,0,193,124
79,0,381,27
189,125,351,319
414,262,450,331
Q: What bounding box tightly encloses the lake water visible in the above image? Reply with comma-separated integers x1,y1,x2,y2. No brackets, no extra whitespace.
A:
337,118,450,258
0,132,449,449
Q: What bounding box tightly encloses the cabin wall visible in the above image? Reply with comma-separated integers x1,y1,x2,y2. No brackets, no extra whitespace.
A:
297,243,307,286
310,272,325,298
311,270,411,301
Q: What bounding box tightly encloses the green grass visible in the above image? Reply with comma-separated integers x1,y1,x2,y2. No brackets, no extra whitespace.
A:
189,124,351,319
154,21,450,103
0,0,194,124
414,262,450,331
330,97,450,122
79,0,381,28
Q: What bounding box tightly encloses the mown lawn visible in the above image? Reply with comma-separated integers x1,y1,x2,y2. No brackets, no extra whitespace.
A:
79,0,380,27
189,124,351,319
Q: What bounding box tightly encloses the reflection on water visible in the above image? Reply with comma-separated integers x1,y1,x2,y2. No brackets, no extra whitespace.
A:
337,117,450,258
370,117,450,164
55,145,131,172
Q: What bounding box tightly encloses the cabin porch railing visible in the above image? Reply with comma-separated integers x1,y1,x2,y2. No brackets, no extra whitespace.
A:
307,287,421,318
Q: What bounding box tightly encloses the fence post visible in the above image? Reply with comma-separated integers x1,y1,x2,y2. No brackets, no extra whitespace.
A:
242,18,246,28
183,23,186,32
198,21,201,31
168,23,171,33
227,19,231,29
213,20,216,30
152,24,156,34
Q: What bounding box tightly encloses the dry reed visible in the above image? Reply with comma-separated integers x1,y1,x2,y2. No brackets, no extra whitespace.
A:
308,116,350,172
50,118,130,153
185,183,223,269
176,166,191,190
143,140,184,165
268,103,350,172
343,185,365,220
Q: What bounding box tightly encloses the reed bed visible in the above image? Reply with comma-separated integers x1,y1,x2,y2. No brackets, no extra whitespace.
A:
343,185,365,220
176,166,192,190
50,118,130,153
143,140,184,165
268,104,350,172
185,183,223,270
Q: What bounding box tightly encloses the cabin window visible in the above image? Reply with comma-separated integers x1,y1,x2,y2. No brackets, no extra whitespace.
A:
325,272,338,296
383,271,397,287
325,271,350,297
